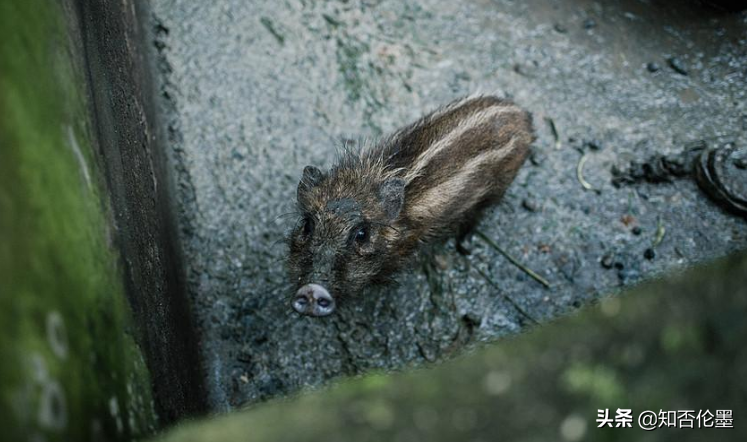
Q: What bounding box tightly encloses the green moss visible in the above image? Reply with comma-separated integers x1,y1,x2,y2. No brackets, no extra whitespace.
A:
0,1,157,440
562,363,625,406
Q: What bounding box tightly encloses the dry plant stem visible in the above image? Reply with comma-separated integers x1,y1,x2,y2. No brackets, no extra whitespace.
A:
653,217,666,248
475,230,552,289
577,153,595,191
474,266,539,325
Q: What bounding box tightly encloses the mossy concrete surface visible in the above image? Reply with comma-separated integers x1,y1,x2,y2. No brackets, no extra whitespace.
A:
156,251,747,442
0,1,159,440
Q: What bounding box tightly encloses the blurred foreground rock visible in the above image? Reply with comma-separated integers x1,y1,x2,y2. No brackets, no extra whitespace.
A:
156,251,747,442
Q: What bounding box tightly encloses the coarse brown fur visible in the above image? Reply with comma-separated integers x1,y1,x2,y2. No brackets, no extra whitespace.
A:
287,95,534,311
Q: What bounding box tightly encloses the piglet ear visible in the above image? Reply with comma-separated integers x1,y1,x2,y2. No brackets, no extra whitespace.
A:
297,165,324,200
378,178,405,220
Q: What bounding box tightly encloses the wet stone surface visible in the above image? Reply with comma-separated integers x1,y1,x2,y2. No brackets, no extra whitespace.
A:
149,0,747,409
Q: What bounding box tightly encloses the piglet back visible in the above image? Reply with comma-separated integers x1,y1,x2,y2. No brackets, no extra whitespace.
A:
379,95,534,241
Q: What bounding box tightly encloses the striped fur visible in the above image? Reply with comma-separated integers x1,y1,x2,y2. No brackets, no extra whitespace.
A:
288,95,534,304
376,95,533,253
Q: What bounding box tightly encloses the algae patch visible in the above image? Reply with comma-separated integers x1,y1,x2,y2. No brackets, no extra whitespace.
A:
0,1,158,440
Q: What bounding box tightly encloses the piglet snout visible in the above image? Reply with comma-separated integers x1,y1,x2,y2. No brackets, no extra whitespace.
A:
292,283,336,317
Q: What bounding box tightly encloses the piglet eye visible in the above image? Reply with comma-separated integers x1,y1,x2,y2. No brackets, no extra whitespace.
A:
355,225,369,243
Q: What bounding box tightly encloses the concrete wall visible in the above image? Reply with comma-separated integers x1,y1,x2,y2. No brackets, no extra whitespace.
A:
0,0,205,439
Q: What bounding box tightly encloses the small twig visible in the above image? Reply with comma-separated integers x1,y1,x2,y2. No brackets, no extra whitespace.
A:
652,217,666,248
260,17,285,46
576,153,596,192
544,117,561,150
475,230,551,289
627,190,636,216
474,266,539,325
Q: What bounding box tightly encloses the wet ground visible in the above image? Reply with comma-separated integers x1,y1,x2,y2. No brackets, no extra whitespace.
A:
148,0,747,410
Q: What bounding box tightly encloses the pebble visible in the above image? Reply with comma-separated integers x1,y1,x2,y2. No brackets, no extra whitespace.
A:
522,198,539,212
530,150,547,167
667,56,688,75
584,139,603,151
583,18,597,29
632,226,642,236
554,23,568,33
601,253,614,269
644,248,656,260
513,63,536,78
646,62,661,73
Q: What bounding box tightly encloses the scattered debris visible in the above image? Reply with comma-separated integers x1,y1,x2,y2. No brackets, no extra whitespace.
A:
544,117,561,149
667,56,688,75
576,153,598,192
611,141,706,187
475,230,551,289
513,63,531,77
513,60,539,78
600,253,614,269
260,17,285,46
652,217,666,248
599,250,646,284
322,13,343,28
599,253,615,269
694,143,747,217
621,214,636,227
529,149,547,167
584,139,603,151
646,62,661,73
613,141,745,218
522,198,539,212
601,252,643,283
